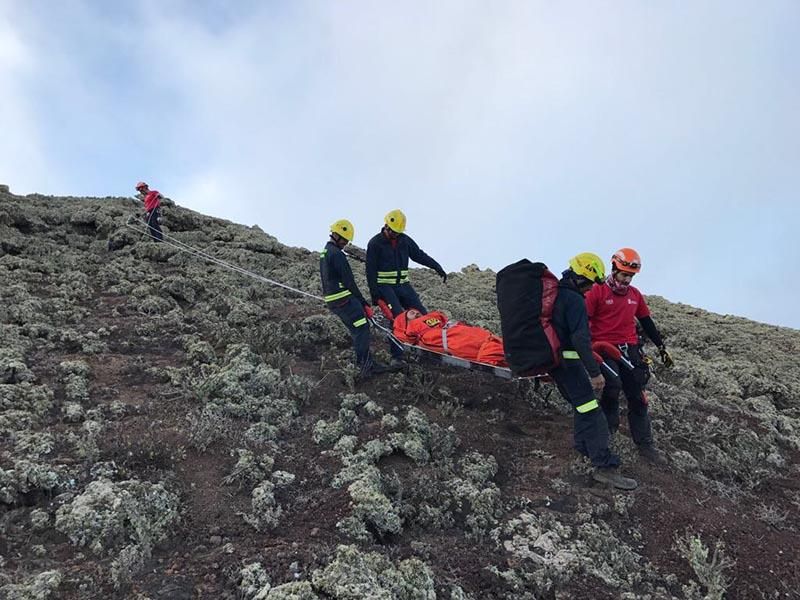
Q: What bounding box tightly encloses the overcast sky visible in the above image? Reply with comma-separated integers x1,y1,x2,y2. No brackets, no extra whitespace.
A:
2,1,798,329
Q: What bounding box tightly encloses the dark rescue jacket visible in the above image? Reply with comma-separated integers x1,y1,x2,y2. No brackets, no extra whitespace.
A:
320,241,368,307
366,229,443,303
551,272,601,378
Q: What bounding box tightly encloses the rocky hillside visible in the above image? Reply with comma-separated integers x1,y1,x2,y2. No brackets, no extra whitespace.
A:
1,188,799,599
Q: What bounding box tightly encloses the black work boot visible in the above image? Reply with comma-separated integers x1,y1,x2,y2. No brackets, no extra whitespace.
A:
369,362,391,375
592,468,638,491
355,360,386,383
638,444,668,465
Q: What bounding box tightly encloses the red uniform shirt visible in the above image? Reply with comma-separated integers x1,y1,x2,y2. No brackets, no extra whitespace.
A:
143,190,161,212
584,283,651,345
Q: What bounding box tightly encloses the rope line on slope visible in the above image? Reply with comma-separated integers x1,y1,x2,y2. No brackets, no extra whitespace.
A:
124,215,324,301
125,214,526,378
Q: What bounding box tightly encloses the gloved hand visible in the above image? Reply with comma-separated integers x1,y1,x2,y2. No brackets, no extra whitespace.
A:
376,299,394,320
363,305,374,319
658,345,674,368
436,268,448,283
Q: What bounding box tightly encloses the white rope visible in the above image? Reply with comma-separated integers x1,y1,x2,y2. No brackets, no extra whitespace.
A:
124,215,324,301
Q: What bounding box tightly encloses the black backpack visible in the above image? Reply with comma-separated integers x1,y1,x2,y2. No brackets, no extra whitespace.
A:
496,259,561,376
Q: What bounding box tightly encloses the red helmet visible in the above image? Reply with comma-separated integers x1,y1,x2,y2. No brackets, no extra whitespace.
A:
611,248,641,274
135,181,148,191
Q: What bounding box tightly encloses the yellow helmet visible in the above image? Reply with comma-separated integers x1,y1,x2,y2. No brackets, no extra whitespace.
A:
569,252,606,284
330,219,354,242
384,209,406,233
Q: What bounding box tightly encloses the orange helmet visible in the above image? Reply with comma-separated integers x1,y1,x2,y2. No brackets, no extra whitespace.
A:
611,248,641,274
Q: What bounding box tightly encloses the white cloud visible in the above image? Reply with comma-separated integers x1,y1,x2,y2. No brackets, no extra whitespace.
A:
1,0,798,327
0,12,50,192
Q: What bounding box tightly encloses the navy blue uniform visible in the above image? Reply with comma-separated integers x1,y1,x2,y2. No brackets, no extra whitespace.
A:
600,344,653,445
320,241,372,372
549,272,619,469
366,230,444,358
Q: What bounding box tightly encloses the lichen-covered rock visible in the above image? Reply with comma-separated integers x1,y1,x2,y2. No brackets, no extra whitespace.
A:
57,359,91,404
0,570,62,599
272,471,296,487
243,480,284,531
0,384,53,432
381,414,400,429
0,350,35,384
161,275,198,304
223,449,275,489
313,408,360,446
490,507,658,595
29,508,50,532
239,562,271,599
12,431,54,459
339,392,370,410
54,478,179,557
311,544,436,600
62,402,85,423
293,314,344,349
337,466,402,541
0,460,64,504
388,406,459,465
184,338,216,365
265,581,319,600
194,344,310,431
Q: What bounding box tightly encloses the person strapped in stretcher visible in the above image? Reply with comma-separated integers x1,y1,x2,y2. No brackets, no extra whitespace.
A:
391,308,507,367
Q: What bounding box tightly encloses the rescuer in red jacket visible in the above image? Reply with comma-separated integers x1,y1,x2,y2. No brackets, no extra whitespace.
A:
135,181,163,242
584,248,674,464
392,309,506,366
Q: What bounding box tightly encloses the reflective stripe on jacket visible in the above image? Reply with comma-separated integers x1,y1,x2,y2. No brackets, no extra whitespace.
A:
366,229,443,302
319,241,367,305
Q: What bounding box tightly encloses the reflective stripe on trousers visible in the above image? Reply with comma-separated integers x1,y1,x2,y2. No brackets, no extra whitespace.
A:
562,350,599,413
576,399,599,413
324,289,352,302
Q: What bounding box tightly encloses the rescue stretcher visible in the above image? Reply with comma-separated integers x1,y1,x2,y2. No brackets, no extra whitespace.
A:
369,314,517,379
369,312,628,382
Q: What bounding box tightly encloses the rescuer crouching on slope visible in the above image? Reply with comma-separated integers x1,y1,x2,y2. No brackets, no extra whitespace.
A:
321,220,396,381
585,248,674,465
551,253,637,490
366,209,448,367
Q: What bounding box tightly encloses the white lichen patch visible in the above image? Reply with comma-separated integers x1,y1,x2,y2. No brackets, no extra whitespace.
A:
0,569,63,599
311,544,436,600
54,478,180,586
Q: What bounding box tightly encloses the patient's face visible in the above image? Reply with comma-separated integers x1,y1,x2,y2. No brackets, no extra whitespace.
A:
406,309,422,321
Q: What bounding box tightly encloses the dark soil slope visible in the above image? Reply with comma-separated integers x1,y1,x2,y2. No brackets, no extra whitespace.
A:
1,189,799,599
